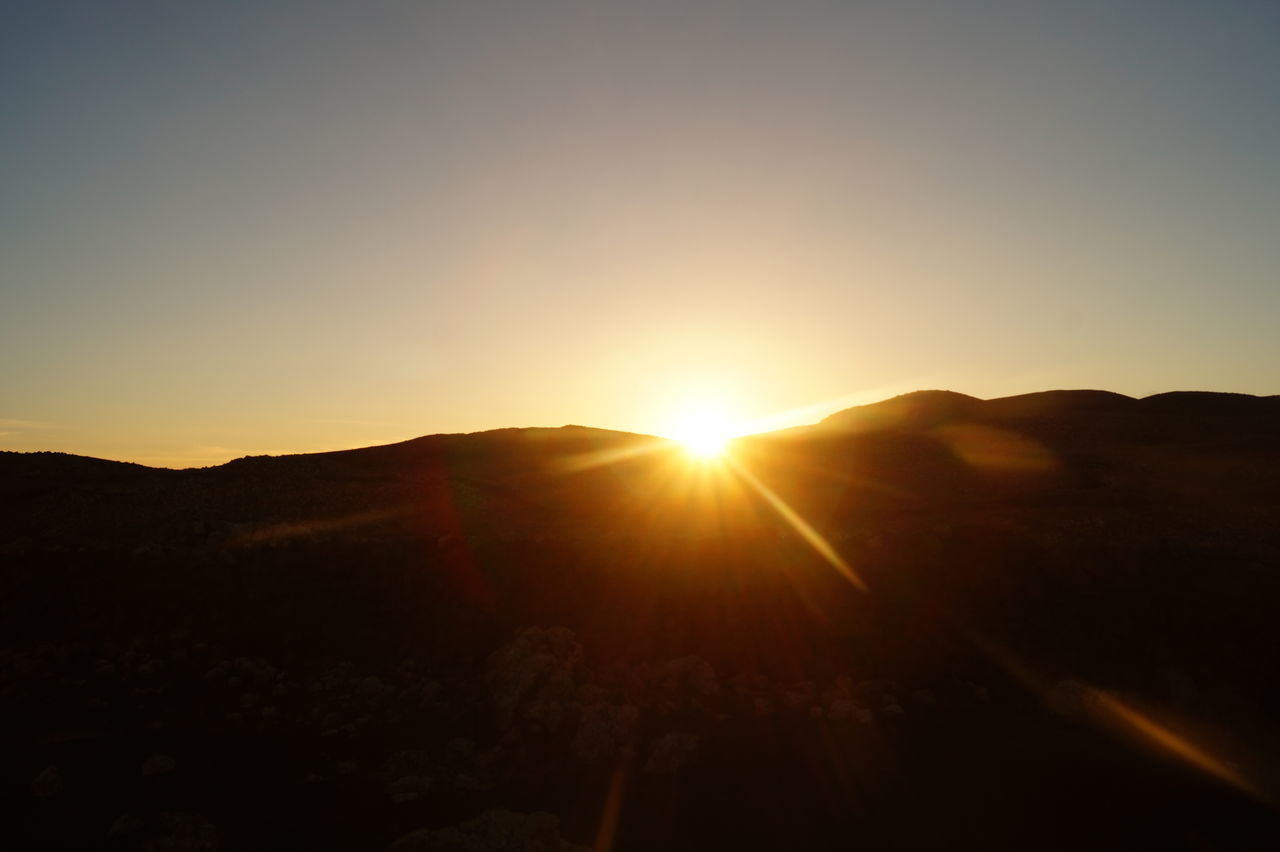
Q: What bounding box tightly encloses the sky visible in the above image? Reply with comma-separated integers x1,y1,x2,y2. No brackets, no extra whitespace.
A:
3,0,1279,467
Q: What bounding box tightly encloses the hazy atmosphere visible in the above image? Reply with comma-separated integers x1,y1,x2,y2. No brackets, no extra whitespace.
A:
4,0,1279,466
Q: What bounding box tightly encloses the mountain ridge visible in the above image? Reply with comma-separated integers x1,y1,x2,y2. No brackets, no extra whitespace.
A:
2,387,1278,554
5,389,1277,473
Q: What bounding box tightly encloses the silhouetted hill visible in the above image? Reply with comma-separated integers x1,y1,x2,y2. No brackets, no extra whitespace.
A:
0,450,162,481
0,426,671,550
1139,390,1280,415
818,388,1280,433
983,389,1137,420
818,389,984,432
3,391,1280,850
3,390,1279,553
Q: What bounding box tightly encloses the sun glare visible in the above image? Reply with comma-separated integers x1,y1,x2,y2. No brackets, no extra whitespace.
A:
671,411,734,459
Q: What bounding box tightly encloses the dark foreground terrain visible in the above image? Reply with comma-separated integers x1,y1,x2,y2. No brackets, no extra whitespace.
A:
3,390,1280,850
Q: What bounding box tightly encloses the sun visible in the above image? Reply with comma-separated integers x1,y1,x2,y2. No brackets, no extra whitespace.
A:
671,410,735,459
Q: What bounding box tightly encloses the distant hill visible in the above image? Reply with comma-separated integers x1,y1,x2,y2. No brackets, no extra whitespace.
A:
4,390,1280,852
815,388,1280,434
817,390,986,433
2,390,1278,552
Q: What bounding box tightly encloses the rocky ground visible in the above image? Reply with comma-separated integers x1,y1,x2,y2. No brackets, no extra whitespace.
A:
8,623,1012,850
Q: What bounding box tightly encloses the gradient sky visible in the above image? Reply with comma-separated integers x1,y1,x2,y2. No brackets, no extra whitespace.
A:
3,0,1279,467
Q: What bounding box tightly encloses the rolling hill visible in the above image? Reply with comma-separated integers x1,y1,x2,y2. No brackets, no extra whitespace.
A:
3,391,1279,850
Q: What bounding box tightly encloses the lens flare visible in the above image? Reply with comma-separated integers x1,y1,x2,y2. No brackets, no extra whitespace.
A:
727,457,868,592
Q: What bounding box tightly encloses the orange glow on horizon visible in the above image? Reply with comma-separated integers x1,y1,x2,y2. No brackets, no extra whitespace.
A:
667,408,738,459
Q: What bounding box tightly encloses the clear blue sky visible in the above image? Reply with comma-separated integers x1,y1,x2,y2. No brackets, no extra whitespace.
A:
3,0,1278,466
